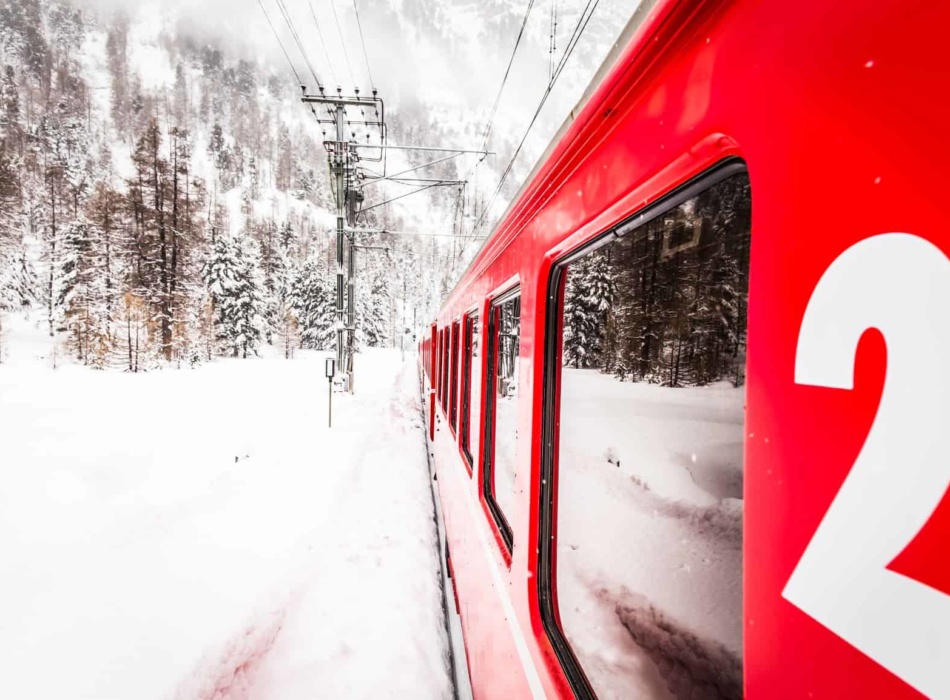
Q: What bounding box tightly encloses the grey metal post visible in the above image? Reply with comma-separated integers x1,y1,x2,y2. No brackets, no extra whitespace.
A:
335,106,346,375
301,90,387,392
346,236,355,391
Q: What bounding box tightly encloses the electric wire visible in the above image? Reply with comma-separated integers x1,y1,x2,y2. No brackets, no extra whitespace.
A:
553,0,596,83
468,0,601,242
330,0,358,89
308,0,338,88
448,0,537,253
362,181,453,212
352,0,377,91
477,0,537,153
273,0,324,90
256,0,303,86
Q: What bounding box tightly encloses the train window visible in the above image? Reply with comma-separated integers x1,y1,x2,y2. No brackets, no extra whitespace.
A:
460,312,481,471
442,328,450,411
436,330,443,402
484,289,521,550
450,321,461,432
540,166,751,700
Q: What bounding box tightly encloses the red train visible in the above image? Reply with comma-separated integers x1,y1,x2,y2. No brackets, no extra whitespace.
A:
421,0,950,697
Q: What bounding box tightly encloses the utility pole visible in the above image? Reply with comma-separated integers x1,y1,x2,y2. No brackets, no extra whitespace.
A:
301,88,385,390
346,230,355,382
300,89,489,390
335,107,346,380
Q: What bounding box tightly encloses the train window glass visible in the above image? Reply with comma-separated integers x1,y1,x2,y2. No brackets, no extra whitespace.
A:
442,328,451,411
461,313,481,470
547,170,750,700
450,321,461,432
440,329,447,406
484,291,521,548
436,330,443,402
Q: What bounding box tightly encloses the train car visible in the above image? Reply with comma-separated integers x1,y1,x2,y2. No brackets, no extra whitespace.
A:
422,0,950,697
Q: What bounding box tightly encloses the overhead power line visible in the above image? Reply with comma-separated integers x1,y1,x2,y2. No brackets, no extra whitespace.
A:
469,0,601,242
352,0,377,92
330,0,358,88
256,0,303,86
273,0,324,90
332,228,488,241
448,0,536,249
478,0,537,154
361,181,457,211
308,0,338,88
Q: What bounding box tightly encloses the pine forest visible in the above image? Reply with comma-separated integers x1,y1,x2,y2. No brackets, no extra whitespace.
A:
0,0,447,368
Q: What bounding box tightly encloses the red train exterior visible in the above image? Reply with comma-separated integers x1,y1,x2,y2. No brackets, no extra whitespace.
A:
421,0,950,697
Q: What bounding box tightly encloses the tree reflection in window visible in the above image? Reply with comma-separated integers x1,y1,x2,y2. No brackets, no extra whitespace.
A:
486,293,520,546
554,172,750,700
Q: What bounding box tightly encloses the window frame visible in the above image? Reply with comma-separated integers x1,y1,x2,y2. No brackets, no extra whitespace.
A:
537,159,749,698
449,320,461,433
441,327,451,411
460,309,480,473
482,286,521,554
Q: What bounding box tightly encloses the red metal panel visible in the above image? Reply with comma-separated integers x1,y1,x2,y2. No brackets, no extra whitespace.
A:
429,0,950,697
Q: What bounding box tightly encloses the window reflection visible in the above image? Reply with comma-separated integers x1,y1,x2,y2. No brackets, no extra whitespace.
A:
488,294,520,539
450,321,460,431
555,173,750,700
462,314,481,468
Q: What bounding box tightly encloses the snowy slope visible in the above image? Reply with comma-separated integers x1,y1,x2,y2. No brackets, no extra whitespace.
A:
0,323,451,699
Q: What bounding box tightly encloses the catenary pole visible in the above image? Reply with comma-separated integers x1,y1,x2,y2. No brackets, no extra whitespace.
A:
302,90,386,391
335,105,346,378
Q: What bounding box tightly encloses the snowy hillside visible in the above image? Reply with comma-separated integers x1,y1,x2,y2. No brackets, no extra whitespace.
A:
0,0,638,369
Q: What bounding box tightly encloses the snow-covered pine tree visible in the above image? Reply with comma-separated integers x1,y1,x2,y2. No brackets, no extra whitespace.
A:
293,259,335,351
277,253,301,359
201,235,265,358
0,245,36,310
252,219,278,344
0,242,36,363
56,219,110,365
563,248,613,368
272,221,301,357
356,255,392,349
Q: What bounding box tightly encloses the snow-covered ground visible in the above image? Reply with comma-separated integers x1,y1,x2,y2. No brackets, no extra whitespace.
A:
556,368,744,700
0,316,451,700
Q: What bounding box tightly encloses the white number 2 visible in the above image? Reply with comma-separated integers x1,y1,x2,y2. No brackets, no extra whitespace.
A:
785,233,950,699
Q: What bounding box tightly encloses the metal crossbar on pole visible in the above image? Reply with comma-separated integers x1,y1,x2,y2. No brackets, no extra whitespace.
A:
328,228,488,240
380,144,493,155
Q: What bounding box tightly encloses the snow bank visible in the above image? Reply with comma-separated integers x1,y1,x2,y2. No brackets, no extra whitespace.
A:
0,332,451,700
